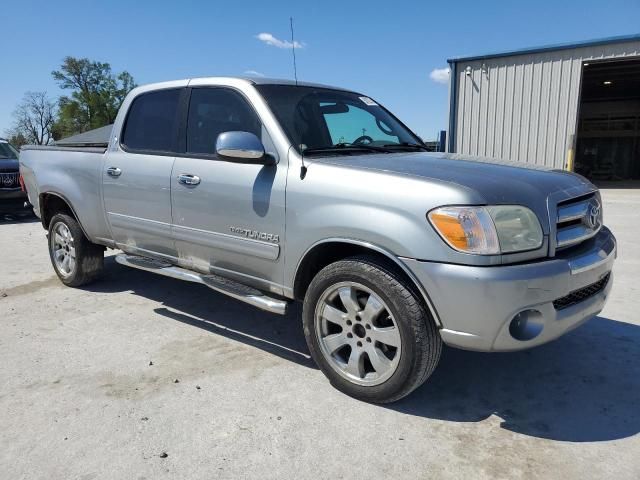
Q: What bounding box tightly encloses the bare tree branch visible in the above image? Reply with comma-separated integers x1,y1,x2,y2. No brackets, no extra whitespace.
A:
8,91,57,145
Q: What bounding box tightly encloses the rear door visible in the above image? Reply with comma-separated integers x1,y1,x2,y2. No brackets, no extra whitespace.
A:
170,86,287,293
102,86,184,260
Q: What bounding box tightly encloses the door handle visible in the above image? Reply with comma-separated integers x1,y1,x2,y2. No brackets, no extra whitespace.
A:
106,167,122,177
178,173,201,186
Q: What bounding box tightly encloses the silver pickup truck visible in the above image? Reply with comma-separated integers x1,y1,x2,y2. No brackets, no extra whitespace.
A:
20,77,616,403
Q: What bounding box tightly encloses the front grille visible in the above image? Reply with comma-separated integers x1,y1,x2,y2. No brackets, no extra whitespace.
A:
0,172,19,189
555,193,602,249
553,272,610,310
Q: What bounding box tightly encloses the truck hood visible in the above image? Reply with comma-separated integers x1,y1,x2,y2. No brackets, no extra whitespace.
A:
0,158,19,172
314,152,596,232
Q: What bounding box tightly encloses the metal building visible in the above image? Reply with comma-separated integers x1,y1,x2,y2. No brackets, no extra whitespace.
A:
447,34,640,183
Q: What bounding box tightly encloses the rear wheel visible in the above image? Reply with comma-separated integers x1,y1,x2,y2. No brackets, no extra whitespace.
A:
303,256,442,403
48,213,104,287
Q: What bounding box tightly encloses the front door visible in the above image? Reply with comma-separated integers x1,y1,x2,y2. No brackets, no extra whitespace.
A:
170,87,287,293
102,86,184,260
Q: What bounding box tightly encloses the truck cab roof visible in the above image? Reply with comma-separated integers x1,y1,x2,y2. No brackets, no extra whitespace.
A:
139,76,355,94
240,76,352,91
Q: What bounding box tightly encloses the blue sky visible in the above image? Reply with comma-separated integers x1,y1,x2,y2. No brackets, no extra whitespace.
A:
2,0,639,140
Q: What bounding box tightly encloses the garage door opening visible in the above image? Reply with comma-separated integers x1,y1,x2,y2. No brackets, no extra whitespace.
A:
575,58,640,184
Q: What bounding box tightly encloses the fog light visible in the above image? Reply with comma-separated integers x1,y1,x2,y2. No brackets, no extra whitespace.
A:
509,310,544,341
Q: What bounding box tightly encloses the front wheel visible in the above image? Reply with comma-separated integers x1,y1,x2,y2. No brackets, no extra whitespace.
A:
48,213,104,287
303,256,442,403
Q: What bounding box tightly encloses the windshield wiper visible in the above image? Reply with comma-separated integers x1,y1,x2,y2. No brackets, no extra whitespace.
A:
383,142,431,152
303,143,392,155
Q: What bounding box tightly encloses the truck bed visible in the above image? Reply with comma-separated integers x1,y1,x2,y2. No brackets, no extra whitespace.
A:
19,144,112,245
42,123,113,149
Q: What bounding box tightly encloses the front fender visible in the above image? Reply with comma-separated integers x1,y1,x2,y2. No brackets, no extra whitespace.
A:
292,236,443,327
284,159,480,285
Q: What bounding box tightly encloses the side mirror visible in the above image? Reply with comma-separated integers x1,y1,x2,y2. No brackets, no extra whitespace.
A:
215,131,275,165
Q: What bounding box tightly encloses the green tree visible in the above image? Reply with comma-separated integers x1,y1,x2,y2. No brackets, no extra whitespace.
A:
52,57,136,138
7,133,28,149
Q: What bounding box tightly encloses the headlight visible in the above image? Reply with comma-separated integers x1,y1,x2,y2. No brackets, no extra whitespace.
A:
428,205,543,255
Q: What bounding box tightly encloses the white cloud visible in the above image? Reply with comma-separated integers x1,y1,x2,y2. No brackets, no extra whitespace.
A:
429,67,450,84
244,70,265,77
256,32,304,49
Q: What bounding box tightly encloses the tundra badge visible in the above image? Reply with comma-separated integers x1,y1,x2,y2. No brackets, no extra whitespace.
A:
229,226,280,243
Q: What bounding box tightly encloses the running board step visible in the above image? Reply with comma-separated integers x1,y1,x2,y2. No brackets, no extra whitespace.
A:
115,254,288,315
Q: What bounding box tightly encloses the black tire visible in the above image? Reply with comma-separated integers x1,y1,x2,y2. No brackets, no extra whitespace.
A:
48,213,104,287
303,255,442,403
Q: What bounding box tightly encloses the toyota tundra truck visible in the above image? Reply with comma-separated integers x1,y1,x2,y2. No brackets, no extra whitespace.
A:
19,77,616,403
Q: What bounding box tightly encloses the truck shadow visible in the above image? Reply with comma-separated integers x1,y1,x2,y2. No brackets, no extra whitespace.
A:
389,315,640,442
87,257,639,443
86,256,314,368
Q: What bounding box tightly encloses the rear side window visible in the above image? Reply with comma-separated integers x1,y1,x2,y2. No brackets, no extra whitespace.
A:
121,89,181,153
186,88,262,155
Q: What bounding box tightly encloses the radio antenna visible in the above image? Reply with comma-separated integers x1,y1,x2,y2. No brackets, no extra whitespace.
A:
289,17,306,178
290,17,298,85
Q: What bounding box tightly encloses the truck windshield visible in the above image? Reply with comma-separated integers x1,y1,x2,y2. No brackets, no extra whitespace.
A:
0,142,19,159
255,85,423,156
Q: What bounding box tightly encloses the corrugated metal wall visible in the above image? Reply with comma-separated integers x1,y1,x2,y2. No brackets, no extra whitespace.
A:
451,40,640,169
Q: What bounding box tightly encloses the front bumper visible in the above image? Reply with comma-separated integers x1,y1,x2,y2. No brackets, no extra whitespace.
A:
402,227,616,352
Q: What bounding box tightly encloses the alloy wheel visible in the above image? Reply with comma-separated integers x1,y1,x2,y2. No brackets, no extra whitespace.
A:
314,281,402,386
51,222,76,277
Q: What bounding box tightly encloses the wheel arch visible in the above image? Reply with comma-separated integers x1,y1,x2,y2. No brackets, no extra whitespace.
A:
292,238,441,327
39,192,89,238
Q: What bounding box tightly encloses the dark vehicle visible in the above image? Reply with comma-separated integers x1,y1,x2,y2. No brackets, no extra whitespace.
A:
0,139,27,213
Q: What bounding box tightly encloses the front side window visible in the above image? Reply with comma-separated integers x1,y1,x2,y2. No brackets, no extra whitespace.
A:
256,85,422,155
121,89,181,153
186,88,262,155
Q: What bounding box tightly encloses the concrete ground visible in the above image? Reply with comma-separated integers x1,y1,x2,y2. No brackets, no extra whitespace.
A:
0,189,638,480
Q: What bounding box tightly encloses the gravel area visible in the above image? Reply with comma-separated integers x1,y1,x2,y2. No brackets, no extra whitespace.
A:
0,189,638,479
